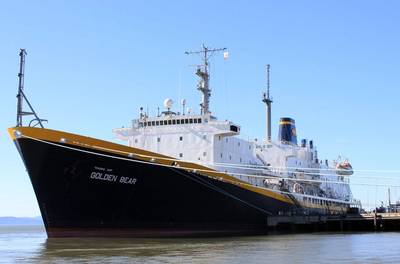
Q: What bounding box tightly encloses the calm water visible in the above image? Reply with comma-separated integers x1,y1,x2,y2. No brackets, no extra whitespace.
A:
0,226,399,263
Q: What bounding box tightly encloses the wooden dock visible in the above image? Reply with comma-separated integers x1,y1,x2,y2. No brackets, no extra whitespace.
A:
266,213,400,233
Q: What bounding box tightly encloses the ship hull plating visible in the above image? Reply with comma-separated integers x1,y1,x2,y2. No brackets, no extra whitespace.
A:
14,135,295,237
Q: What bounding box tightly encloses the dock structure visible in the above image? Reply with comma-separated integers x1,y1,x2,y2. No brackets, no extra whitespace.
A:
266,213,400,233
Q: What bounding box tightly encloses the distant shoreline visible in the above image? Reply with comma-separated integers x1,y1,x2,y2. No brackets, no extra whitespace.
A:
0,216,43,226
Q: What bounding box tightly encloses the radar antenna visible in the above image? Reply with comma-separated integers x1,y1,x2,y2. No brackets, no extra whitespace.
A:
262,64,273,141
16,49,47,128
185,44,227,115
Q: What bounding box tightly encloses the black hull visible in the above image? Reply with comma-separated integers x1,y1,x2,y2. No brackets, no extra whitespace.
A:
14,132,297,237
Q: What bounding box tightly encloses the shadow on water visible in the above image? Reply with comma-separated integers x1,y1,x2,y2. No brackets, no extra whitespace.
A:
37,236,273,263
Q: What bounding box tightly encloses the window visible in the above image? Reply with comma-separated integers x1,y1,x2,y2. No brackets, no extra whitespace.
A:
177,119,181,124
203,152,206,157
229,155,232,160
189,119,193,124
134,139,138,143
185,119,188,124
220,153,223,158
151,121,155,126
156,121,159,125
179,136,183,141
218,136,221,141
172,120,176,125
168,120,172,125
226,138,228,143
157,137,161,142
179,153,183,158
240,158,242,163
198,118,202,123
164,120,168,125
202,135,206,140
238,142,240,147
249,145,251,150
160,121,163,125
194,118,198,123
147,121,151,126
230,125,238,132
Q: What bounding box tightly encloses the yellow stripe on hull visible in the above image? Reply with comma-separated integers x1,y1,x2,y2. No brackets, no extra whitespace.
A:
8,126,294,205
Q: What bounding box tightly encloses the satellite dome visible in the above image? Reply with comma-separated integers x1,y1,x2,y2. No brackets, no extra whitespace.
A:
164,98,173,109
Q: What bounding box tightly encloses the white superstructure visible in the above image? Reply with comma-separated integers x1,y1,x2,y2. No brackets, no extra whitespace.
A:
113,46,360,213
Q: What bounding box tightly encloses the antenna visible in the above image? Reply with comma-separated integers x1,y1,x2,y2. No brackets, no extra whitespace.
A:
262,64,273,141
185,44,227,115
16,49,46,128
181,99,186,115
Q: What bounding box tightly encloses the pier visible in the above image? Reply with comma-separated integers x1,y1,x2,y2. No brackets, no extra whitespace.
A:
267,213,400,233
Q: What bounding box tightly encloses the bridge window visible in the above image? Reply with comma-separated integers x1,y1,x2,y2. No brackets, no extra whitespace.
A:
230,125,238,132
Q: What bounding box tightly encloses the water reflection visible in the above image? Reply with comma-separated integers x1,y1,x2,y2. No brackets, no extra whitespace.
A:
1,226,399,263
34,233,400,263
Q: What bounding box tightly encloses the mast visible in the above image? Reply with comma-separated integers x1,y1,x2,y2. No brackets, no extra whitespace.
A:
185,44,227,115
262,64,273,141
16,49,27,127
15,49,46,128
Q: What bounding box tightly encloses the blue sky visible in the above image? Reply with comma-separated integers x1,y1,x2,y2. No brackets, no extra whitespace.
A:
1,0,400,216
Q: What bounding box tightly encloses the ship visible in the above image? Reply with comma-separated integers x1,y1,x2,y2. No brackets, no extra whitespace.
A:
9,47,361,237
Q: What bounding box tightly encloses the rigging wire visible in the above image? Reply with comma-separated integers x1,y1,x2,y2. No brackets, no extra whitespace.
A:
90,140,400,180
19,133,400,189
20,133,358,204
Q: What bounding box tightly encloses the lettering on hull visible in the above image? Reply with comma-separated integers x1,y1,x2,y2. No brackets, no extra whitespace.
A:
90,166,137,185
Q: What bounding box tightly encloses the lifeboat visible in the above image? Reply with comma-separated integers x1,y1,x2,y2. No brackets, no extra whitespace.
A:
336,160,353,176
